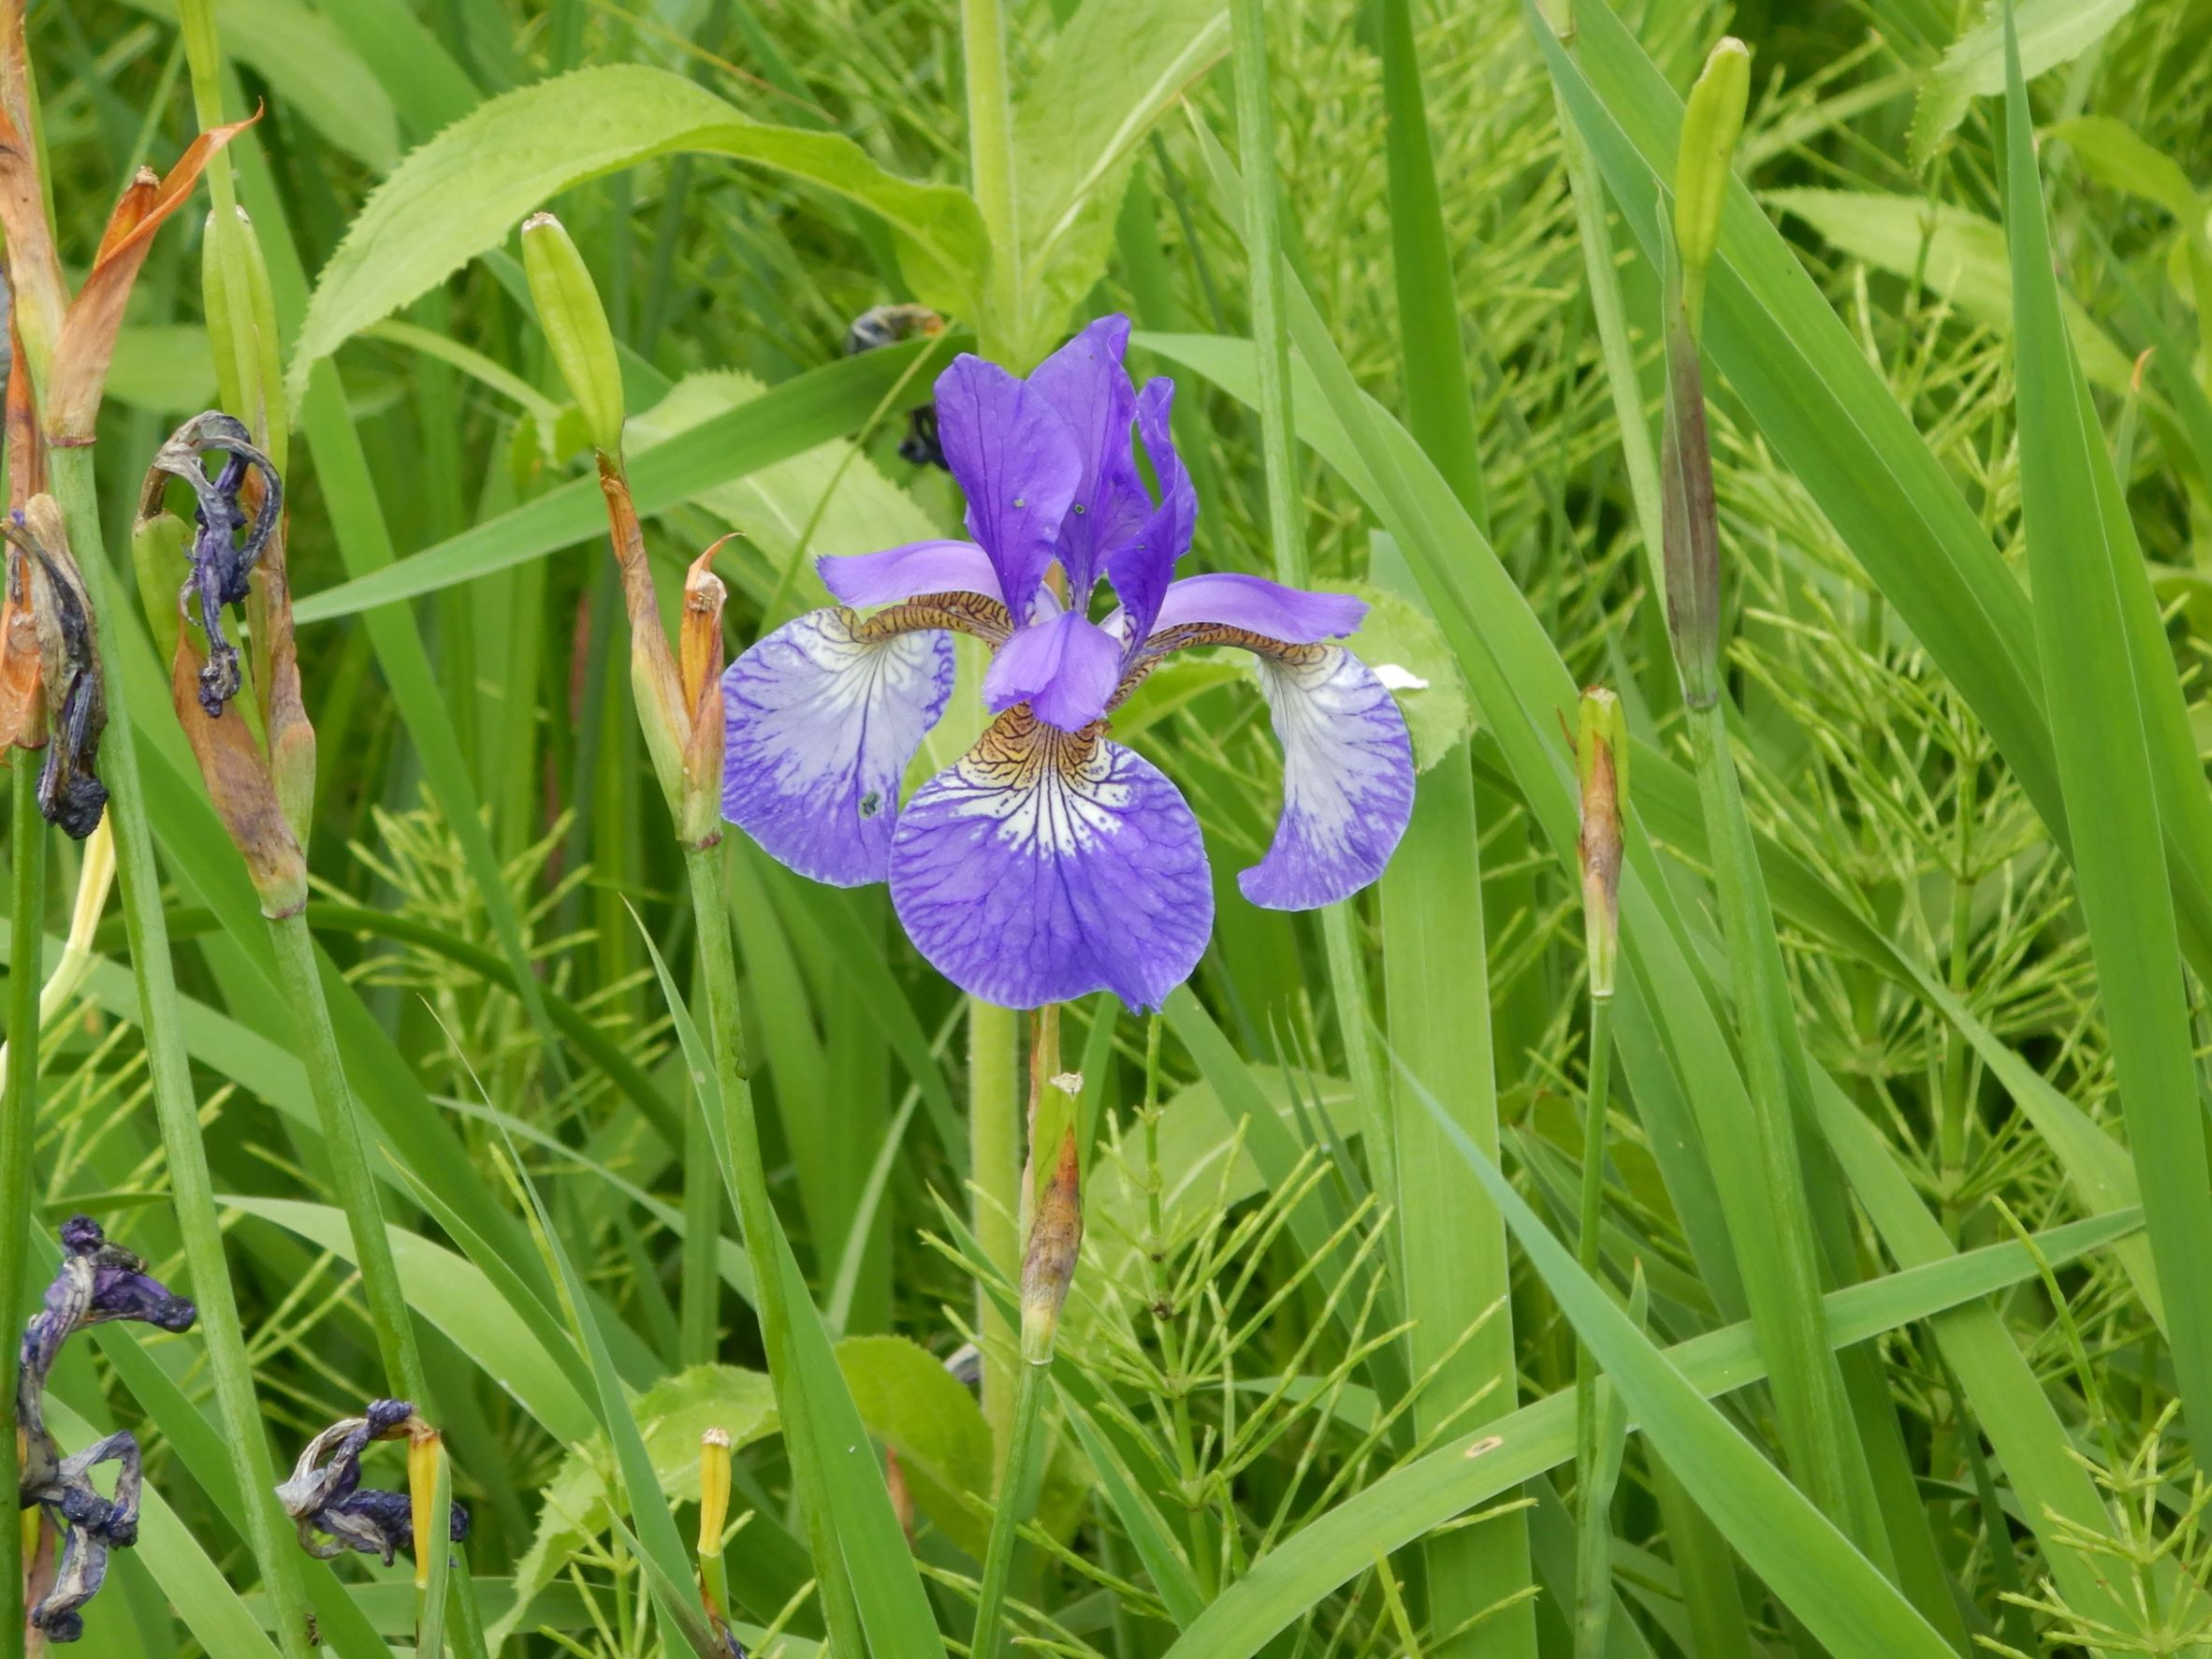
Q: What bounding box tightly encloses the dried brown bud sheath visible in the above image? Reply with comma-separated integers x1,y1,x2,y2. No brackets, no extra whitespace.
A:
1020,1128,1083,1364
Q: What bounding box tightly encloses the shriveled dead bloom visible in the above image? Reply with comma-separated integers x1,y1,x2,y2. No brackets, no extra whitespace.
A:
2,498,108,838
17,1217,196,1643
274,1400,470,1566
136,413,312,913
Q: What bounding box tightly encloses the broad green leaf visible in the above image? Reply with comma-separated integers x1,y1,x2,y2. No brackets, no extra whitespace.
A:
835,1334,995,1558
288,65,987,400
1911,0,2137,166
1010,0,1228,363
2050,113,2203,222
124,0,400,169
1767,187,2135,391
491,1365,779,1650
627,370,938,599
1346,575,1474,771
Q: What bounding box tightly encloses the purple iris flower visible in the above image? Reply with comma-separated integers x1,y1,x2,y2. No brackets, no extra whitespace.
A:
720,315,1414,1011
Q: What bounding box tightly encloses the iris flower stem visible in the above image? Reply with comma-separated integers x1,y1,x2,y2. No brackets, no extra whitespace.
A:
47,448,315,1659
958,0,1021,362
265,910,428,1401
1570,991,1613,1659
0,756,45,1659
970,1359,1047,1659
1228,0,1302,590
970,997,1023,1481
680,841,867,1659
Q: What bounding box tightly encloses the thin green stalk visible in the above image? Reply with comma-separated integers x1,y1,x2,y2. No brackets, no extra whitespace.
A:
971,997,1022,1480
1228,0,1302,589
959,0,1020,361
680,1099,719,1367
970,1361,1048,1659
48,448,314,1659
681,842,866,1658
267,910,429,1401
1570,993,1613,1659
1682,697,1873,1550
0,758,44,1659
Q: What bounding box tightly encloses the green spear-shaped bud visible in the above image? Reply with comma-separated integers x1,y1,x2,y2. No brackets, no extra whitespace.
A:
520,211,626,458
1673,37,1751,336
1576,686,1628,999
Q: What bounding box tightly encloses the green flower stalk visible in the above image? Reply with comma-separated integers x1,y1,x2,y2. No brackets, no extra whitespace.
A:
521,208,866,1658
1571,686,1625,1659
974,1035,1084,1659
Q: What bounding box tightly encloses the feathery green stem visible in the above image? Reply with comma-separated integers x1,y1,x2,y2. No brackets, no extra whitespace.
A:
0,756,43,1659
48,445,315,1659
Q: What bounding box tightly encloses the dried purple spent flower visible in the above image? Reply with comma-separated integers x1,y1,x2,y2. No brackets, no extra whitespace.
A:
138,411,282,720
17,1216,197,1643
2,500,108,838
274,1400,471,1566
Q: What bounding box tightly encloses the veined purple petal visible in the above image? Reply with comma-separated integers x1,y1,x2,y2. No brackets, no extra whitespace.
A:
721,608,954,886
819,540,1003,606
1146,572,1366,645
982,610,1122,732
1105,378,1196,648
936,355,1081,614
1027,315,1148,594
1239,644,1414,910
891,710,1213,1010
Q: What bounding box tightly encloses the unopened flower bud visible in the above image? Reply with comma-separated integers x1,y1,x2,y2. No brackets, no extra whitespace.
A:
203,207,287,470
1020,1128,1083,1364
679,544,730,849
696,1427,732,1559
521,212,626,458
130,508,190,669
1659,232,1722,711
1576,687,1627,999
405,1419,444,1591
1673,37,1751,336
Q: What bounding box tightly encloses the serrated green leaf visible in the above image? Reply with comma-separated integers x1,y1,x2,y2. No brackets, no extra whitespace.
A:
1911,0,2137,167
288,65,986,401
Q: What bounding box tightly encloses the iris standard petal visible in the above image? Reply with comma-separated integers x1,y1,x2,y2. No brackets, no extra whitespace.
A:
890,708,1214,1011
721,608,954,886
936,354,1082,613
1240,643,1415,909
1104,378,1197,648
818,540,1004,606
1026,315,1148,593
982,610,1122,732
1145,572,1366,645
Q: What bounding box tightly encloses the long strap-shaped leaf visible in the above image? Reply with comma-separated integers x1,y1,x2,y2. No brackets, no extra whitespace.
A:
1153,1201,2140,1659
1996,1,2212,1448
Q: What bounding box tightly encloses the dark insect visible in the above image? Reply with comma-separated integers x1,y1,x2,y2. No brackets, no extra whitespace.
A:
17,1216,198,1642
274,1399,470,1565
844,303,950,473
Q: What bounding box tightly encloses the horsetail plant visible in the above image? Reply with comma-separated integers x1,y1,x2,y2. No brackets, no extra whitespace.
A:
520,207,869,1657
1656,36,1886,1557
